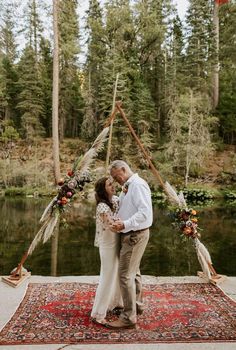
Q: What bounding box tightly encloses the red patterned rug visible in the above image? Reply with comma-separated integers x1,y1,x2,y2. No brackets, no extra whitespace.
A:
0,282,236,345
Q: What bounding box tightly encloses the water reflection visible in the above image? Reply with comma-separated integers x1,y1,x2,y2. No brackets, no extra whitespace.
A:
0,197,236,276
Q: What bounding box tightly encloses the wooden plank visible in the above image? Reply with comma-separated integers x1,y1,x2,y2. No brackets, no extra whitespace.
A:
210,274,227,285
1,272,31,288
197,271,227,285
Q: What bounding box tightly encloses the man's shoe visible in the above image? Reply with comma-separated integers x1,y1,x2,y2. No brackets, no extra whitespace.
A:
112,307,124,315
137,308,144,315
105,319,136,330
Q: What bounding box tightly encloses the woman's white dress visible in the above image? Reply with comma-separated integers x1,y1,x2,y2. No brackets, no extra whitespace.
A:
91,196,123,322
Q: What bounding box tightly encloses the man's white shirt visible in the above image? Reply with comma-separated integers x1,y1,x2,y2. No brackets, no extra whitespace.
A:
118,173,153,233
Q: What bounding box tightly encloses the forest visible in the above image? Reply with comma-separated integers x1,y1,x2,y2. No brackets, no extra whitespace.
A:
0,0,235,191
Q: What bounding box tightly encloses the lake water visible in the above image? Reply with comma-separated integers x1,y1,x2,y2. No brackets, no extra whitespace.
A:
0,197,235,277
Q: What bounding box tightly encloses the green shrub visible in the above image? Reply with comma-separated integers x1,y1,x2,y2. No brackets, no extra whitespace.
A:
224,190,236,200
181,188,214,202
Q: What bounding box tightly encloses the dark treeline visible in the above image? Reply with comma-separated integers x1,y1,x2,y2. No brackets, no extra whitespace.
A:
0,0,235,185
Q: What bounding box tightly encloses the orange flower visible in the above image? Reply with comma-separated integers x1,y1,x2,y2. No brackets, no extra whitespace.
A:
191,218,198,223
61,197,68,205
183,227,192,235
191,210,197,215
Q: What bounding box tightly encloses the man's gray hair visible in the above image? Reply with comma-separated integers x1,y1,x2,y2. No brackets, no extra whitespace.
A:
109,160,132,173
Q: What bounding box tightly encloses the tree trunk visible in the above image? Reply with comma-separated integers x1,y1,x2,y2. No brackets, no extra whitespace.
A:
212,2,219,110
185,90,193,186
52,0,60,184
32,0,38,58
51,228,59,276
105,73,119,172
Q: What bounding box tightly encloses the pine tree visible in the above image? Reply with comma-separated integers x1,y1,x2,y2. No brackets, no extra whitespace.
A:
185,0,216,93
165,15,185,97
166,91,217,185
0,1,17,62
23,0,43,58
58,0,84,139
81,72,97,140
0,56,19,122
82,0,106,139
132,80,156,167
217,1,236,144
0,57,8,120
38,38,53,136
0,1,19,123
159,13,186,137
99,0,137,117
134,0,173,136
16,46,45,141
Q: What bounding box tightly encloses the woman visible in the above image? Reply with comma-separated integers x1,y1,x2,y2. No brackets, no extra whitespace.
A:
91,177,123,325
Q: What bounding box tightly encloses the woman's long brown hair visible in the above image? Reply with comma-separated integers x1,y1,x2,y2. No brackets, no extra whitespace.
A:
95,177,113,210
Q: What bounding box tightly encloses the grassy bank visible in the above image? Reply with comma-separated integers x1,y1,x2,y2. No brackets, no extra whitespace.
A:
0,139,235,200
2,184,236,205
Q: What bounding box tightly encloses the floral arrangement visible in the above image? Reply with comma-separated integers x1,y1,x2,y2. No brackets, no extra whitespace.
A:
26,127,109,256
55,170,91,211
172,207,201,239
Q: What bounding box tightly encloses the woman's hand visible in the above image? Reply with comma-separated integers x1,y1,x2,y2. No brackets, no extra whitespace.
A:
110,219,124,232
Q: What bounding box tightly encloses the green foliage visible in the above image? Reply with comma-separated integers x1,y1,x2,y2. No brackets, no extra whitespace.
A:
0,55,19,125
0,0,235,189
22,0,43,56
224,190,236,200
217,2,236,144
0,120,19,143
0,56,8,117
3,186,56,196
58,0,84,139
81,0,107,140
151,190,166,206
181,188,214,202
81,88,97,141
4,186,28,196
165,92,218,184
0,1,17,62
38,38,53,137
16,46,45,141
185,0,216,92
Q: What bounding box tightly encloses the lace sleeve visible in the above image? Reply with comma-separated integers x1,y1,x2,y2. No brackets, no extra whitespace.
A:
112,195,119,215
97,203,110,216
97,203,114,225
94,203,113,247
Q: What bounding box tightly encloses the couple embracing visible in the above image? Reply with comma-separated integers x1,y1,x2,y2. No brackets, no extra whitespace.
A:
91,160,153,329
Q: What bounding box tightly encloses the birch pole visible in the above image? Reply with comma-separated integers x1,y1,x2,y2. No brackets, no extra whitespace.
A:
51,0,60,276
51,227,59,276
105,73,119,172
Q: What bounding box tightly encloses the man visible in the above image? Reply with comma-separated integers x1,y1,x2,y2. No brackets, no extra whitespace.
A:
106,160,153,329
